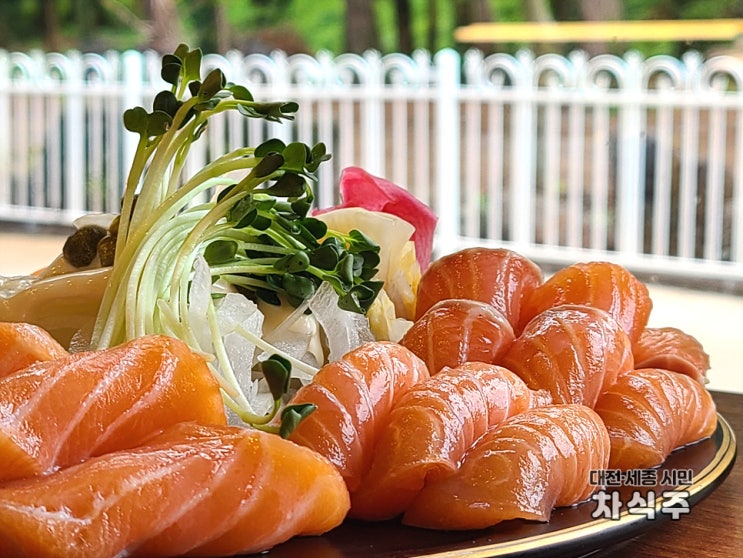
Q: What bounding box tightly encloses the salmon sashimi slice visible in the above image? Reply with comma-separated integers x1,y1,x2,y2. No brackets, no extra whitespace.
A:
287,341,430,492
350,362,551,520
400,299,515,375
519,261,653,344
403,404,610,530
632,327,710,384
0,334,226,482
414,247,543,331
594,367,718,470
0,322,67,379
501,304,634,407
0,422,350,558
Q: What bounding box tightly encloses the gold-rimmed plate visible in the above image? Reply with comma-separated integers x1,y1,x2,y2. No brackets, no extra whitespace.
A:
249,413,736,558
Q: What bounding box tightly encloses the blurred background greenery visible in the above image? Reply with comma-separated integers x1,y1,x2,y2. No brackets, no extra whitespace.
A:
0,0,741,57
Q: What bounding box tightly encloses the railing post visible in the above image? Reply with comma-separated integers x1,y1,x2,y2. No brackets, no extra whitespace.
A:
268,50,293,145
615,51,644,254
63,50,85,215
510,50,535,247
363,50,383,175
121,50,144,190
0,51,9,207
434,48,461,256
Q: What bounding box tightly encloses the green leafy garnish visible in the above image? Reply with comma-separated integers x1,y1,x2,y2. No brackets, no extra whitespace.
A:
278,403,318,439
90,44,382,430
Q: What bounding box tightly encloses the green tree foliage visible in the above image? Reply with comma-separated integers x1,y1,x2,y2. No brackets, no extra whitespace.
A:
0,0,740,55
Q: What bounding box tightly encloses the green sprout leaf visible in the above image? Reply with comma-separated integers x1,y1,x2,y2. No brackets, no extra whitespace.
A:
239,101,297,122
198,68,225,99
282,273,317,301
338,281,384,314
300,218,326,239
160,54,182,86
123,106,149,135
290,197,312,218
227,83,254,101
274,252,311,273
251,214,272,230
153,91,180,118
188,80,201,97
255,138,286,157
262,173,306,197
359,249,381,271
261,355,292,401
182,48,203,83
307,142,331,172
172,43,189,60
146,111,172,137
279,403,316,438
310,243,341,270
282,142,310,172
254,287,281,306
335,253,355,285
281,101,299,115
251,153,284,178
231,204,258,229
347,229,379,252
203,240,238,265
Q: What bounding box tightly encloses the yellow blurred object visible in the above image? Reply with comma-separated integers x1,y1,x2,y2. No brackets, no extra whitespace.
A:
0,268,110,350
315,207,421,320
386,240,420,320
367,288,413,343
367,288,396,341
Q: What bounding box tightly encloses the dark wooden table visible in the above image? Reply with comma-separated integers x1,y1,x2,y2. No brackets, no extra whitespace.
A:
594,390,741,558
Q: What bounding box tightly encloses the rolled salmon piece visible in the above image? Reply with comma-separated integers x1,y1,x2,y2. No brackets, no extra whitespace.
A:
287,341,430,492
350,362,551,520
401,299,515,375
0,422,350,558
0,322,67,379
502,304,634,407
403,404,610,530
632,327,710,384
594,367,718,470
414,247,543,332
519,260,652,344
0,334,226,482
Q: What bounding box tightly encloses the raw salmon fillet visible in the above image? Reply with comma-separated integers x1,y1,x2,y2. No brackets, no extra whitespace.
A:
0,322,67,379
594,367,718,470
632,327,710,384
0,422,350,558
414,247,543,331
400,299,515,375
350,362,551,520
403,404,610,530
519,261,652,343
501,304,634,407
287,341,430,491
0,334,226,482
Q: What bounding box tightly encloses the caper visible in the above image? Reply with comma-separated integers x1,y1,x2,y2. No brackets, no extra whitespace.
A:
97,234,117,267
108,215,120,236
62,225,108,268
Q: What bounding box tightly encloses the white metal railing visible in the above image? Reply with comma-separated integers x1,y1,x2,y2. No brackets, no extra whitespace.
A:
1,47,742,284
